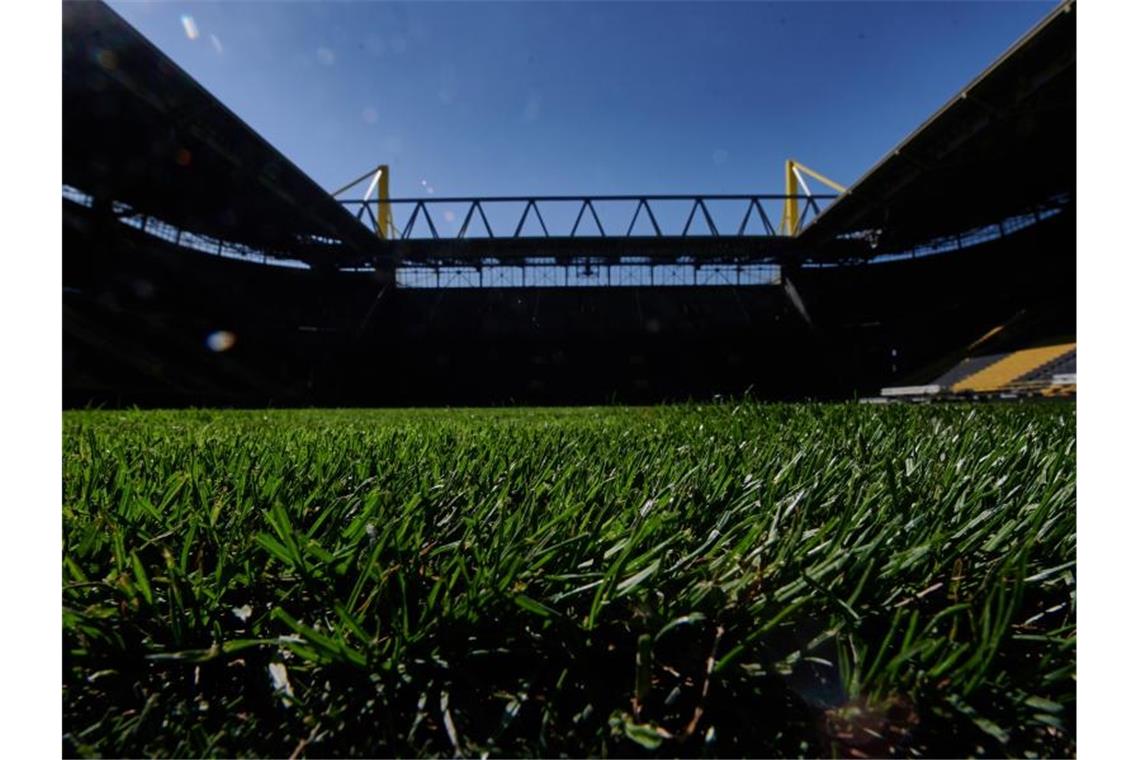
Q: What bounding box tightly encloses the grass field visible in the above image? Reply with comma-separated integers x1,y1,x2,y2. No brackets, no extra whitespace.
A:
62,404,1075,757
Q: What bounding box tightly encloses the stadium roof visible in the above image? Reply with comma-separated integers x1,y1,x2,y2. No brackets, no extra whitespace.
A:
63,1,384,268
799,0,1075,253
63,1,1074,268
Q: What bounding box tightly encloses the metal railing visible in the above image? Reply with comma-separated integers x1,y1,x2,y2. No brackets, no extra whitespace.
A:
391,261,782,289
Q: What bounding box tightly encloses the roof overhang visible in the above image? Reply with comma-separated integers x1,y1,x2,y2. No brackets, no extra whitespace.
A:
799,1,1075,254
63,1,387,268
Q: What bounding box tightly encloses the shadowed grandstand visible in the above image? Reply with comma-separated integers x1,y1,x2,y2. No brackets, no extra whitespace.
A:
63,1,1075,406
892,343,1077,400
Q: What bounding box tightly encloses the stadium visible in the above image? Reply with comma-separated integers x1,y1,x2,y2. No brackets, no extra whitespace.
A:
63,2,1073,408
62,1,1076,757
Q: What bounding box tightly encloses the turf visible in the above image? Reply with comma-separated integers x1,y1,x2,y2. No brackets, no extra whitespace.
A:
62,403,1075,757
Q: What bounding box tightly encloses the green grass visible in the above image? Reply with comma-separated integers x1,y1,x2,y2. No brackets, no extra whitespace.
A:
63,403,1075,757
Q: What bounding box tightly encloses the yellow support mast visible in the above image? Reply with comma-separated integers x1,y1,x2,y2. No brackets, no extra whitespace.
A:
780,159,846,236
363,164,393,240
376,165,392,240
331,164,394,239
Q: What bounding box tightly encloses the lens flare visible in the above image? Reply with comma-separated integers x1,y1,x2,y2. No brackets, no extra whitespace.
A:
206,330,236,352
180,15,199,41
95,48,117,70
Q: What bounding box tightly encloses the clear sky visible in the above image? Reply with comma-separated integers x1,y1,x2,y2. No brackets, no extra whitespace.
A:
106,1,1055,202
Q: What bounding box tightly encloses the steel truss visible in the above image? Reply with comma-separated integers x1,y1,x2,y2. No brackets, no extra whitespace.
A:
340,194,836,242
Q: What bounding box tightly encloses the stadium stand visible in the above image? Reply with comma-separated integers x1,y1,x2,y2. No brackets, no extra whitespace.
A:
1005,347,1077,398
63,1,1074,406
883,342,1076,400
950,343,1075,393
1016,348,1076,383
930,354,1009,389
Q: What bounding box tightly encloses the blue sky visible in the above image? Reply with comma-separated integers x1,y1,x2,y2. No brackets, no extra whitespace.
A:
107,1,1054,203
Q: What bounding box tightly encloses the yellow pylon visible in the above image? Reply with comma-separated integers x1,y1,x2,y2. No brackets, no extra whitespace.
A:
780,159,846,236
331,164,394,239
374,164,392,240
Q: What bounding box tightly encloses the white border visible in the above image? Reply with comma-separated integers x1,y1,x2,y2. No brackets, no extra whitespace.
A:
2,0,62,753
1077,0,1140,755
